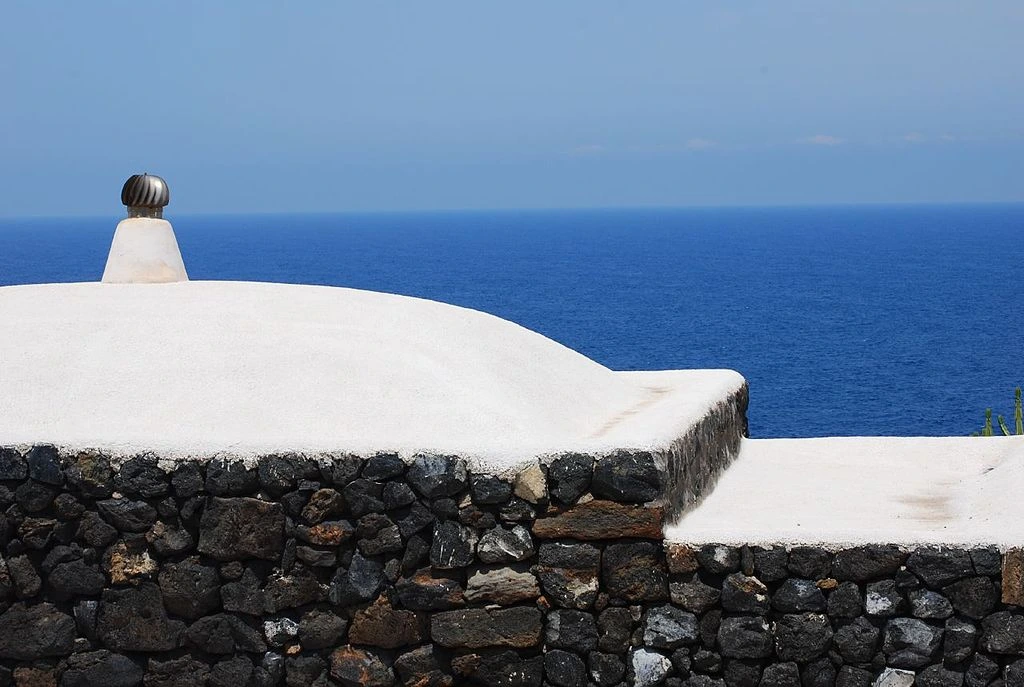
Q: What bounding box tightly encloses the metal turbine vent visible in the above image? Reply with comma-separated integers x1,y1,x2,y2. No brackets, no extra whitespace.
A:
121,173,169,218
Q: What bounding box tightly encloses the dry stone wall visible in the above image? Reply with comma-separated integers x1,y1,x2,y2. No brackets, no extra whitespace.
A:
0,443,1020,687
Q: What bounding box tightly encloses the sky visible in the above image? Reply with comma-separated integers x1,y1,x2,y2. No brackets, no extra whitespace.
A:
1,2,1022,217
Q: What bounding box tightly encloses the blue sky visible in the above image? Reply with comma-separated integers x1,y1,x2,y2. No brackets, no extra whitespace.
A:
1,2,1022,216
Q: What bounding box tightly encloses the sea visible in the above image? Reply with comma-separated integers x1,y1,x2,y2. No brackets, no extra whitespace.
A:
1,203,1022,440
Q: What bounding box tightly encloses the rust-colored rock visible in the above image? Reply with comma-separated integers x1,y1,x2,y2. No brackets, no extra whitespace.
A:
104,539,158,584
665,544,700,574
13,667,56,687
348,596,422,649
531,500,664,540
329,645,395,687
1002,548,1024,606
298,520,356,546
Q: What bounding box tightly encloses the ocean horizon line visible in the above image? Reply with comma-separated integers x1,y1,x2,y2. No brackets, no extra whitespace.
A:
2,199,1023,223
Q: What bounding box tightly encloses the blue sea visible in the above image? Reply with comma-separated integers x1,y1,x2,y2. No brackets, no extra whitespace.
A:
2,204,1022,439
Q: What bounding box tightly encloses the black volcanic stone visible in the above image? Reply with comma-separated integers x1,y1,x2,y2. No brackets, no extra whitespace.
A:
883,618,943,669
833,617,880,663
906,548,975,588
538,541,601,610
832,545,906,582
724,658,762,687
54,492,85,520
865,579,905,617
981,611,1024,654
721,573,770,614
547,453,594,505
430,520,476,569
26,444,63,485
318,455,363,489
15,480,55,512
198,497,285,561
401,534,431,574
827,581,863,619
263,566,322,612
801,658,836,687
0,601,75,659
693,648,722,673
591,450,661,503
97,582,186,652
774,614,833,662
0,448,27,480
257,455,302,496
158,558,221,619
717,616,773,659
116,455,169,498
149,522,194,557
329,552,384,606
145,656,212,687
970,546,1002,576
602,540,668,602
545,649,587,687
221,567,264,615
916,665,965,687
670,576,721,614
788,547,832,579
210,655,254,687
773,579,827,613
698,544,742,574
597,607,635,653
642,605,699,649
382,481,417,510
299,609,347,650
205,458,258,496
836,666,873,687
701,609,722,648
909,588,953,619
77,511,118,547
97,498,157,532
498,496,536,522
469,474,513,505
406,454,468,498
944,617,978,664
170,463,204,498
760,662,801,687
342,479,385,517
753,547,790,582
362,453,405,480
186,613,267,654
546,609,599,653
456,649,543,687
966,655,1000,687
48,558,105,601
393,645,448,687
61,650,143,687
944,577,998,620
588,652,626,687
476,524,534,564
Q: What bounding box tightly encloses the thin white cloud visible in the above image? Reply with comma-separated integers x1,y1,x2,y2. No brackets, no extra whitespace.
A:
939,133,957,142
799,134,845,146
685,138,717,150
902,132,926,143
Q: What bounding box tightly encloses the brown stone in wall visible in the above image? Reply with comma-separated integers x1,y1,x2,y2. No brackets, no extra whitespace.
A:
1002,548,1024,606
348,596,422,649
531,500,664,540
666,544,700,574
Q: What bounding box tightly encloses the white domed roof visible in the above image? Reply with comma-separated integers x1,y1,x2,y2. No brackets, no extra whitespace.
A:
0,281,743,472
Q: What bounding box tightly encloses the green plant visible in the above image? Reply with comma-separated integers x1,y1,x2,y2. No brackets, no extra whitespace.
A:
972,387,1023,436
